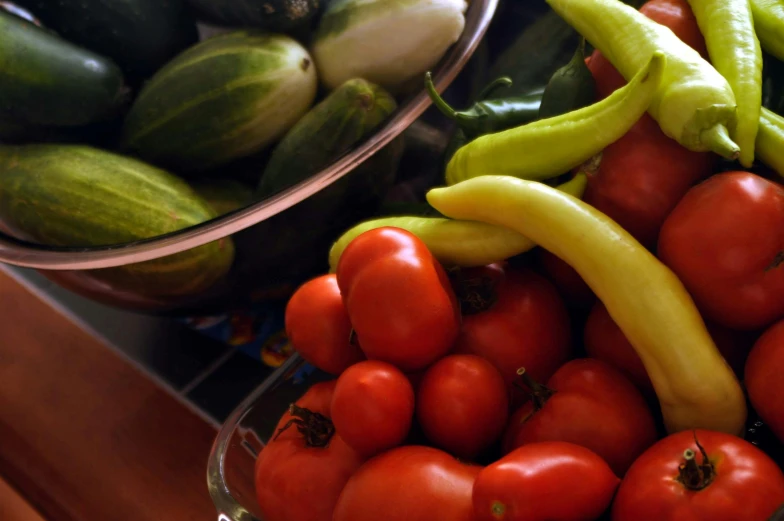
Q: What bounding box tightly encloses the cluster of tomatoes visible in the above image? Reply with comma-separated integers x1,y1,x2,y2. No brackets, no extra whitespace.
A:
253,212,784,521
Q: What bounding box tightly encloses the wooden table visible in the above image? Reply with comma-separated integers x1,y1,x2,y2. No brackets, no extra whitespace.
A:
0,270,219,521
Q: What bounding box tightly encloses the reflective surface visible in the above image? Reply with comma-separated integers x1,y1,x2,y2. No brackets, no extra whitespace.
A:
0,0,498,271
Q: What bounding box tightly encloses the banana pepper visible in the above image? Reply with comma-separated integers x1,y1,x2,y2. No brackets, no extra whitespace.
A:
444,52,665,186
756,107,784,179
688,0,762,167
426,175,747,436
751,0,784,61
329,174,587,272
547,0,741,159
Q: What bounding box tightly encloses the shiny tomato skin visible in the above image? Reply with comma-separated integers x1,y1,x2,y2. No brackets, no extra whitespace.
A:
285,274,364,375
254,381,365,521
658,172,784,330
453,264,572,390
504,358,657,476
584,302,753,397
745,320,784,442
331,360,415,457
612,430,784,521
333,445,481,521
473,441,619,521
417,354,509,459
336,227,461,371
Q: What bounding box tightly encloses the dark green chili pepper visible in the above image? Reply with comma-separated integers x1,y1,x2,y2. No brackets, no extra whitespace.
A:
425,72,543,140
539,39,596,119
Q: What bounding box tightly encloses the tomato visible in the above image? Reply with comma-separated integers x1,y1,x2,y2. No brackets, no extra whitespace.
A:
745,320,784,442
584,301,753,396
285,274,364,375
473,441,619,521
658,172,784,330
502,358,657,476
537,249,596,309
331,360,415,457
336,227,461,371
254,381,365,521
333,445,481,521
611,429,784,521
416,354,509,459
452,263,572,392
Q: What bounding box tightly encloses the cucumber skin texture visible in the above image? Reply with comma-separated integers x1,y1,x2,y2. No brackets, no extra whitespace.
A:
186,0,322,32
246,78,402,289
121,31,318,174
14,0,199,82
0,144,235,297
258,78,398,196
0,11,126,127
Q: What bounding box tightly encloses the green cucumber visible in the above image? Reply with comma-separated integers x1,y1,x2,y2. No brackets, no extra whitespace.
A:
311,0,467,90
192,179,255,215
121,31,318,174
243,78,403,288
14,0,199,82
186,0,322,33
0,144,235,297
0,10,126,128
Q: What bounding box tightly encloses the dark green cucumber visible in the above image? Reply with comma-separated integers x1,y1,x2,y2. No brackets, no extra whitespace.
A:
192,179,254,216
186,0,321,32
258,78,398,196
242,78,403,289
14,0,199,82
0,144,235,297
121,31,318,174
0,10,126,128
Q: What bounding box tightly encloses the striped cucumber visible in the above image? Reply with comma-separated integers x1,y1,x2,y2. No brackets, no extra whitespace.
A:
0,144,235,297
121,31,318,174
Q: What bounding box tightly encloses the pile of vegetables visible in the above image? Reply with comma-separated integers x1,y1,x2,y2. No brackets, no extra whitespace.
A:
0,0,467,299
252,0,784,519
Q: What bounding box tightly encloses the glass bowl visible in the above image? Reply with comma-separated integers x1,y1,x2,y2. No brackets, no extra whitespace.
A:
207,354,326,521
0,0,499,315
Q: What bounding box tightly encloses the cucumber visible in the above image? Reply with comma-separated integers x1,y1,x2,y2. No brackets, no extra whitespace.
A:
121,31,318,174
14,0,199,82
0,10,126,128
311,0,467,91
243,78,403,290
186,0,322,33
0,144,235,297
192,179,254,215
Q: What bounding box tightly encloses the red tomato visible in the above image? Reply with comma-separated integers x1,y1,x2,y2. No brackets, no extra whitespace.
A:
745,320,784,442
331,360,415,457
537,249,596,308
612,430,784,521
254,381,365,521
473,441,619,521
416,354,509,459
285,274,364,375
336,227,461,371
658,172,784,330
333,445,481,521
503,358,657,476
584,302,753,396
452,263,572,391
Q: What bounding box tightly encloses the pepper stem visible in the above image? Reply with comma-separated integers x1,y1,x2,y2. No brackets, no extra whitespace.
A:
515,368,555,410
425,71,458,120
701,124,740,160
477,76,513,101
677,432,716,490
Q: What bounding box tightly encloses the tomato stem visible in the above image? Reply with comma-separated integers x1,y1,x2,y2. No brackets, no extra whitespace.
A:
514,367,555,410
272,404,336,448
490,500,506,519
449,269,498,315
677,432,716,490
767,251,784,271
